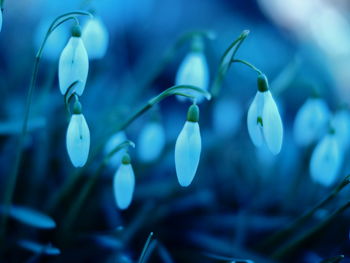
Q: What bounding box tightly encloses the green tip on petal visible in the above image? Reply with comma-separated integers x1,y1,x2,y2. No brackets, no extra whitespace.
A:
71,24,82,37
187,104,200,122
191,36,204,53
257,74,269,92
73,100,82,115
122,153,131,165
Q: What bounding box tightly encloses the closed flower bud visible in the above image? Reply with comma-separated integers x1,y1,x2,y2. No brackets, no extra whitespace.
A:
310,133,342,186
113,153,135,210
175,104,201,187
81,17,109,59
0,10,3,33
247,74,283,155
66,104,90,167
59,25,89,96
294,97,330,146
175,39,209,103
137,121,165,163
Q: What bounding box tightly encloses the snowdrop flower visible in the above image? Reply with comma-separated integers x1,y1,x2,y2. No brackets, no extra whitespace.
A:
310,131,342,187
175,104,201,187
59,25,89,96
247,74,283,155
104,131,127,168
175,37,209,103
113,153,135,210
331,109,350,151
137,121,165,163
294,97,330,146
66,101,90,167
82,17,109,59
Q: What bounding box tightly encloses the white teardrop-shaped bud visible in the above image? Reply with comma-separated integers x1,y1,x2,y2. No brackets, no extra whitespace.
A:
175,48,209,103
113,154,135,210
59,26,89,96
81,17,109,59
104,131,127,168
331,109,350,151
137,122,165,163
66,112,90,167
294,98,330,146
175,105,201,187
247,74,283,155
310,133,342,187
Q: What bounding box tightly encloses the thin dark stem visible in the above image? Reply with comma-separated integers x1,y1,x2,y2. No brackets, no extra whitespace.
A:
271,201,350,260
257,175,350,252
231,59,263,75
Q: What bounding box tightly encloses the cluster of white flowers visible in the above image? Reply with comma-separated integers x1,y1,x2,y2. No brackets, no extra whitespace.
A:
59,17,109,168
294,97,350,186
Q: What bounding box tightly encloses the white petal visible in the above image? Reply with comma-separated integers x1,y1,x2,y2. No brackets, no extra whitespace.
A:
294,98,330,146
262,91,283,155
66,114,90,167
137,122,165,162
113,163,135,210
175,121,201,187
175,52,209,103
310,134,342,186
247,91,264,147
82,17,109,59
332,110,350,151
104,131,127,168
59,37,89,95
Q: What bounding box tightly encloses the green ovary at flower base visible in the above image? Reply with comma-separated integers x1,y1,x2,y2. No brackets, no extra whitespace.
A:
247,74,283,155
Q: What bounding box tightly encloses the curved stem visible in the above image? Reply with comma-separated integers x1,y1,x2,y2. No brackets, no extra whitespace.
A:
0,10,92,245
211,30,249,98
231,59,263,75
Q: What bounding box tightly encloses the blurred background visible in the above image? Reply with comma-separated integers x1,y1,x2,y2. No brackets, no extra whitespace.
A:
1,0,350,262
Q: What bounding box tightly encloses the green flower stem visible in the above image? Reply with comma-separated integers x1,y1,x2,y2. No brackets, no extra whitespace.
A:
211,30,249,98
0,10,92,245
0,0,4,9
54,85,210,231
320,255,345,263
271,201,350,260
138,232,155,263
231,59,263,75
257,175,350,252
59,141,135,238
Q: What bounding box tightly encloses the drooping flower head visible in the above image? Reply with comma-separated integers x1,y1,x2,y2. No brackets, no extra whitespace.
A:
66,100,90,167
81,16,109,59
59,24,89,96
113,153,135,210
175,37,209,103
137,121,165,163
294,97,330,146
175,104,202,187
310,129,343,187
247,74,283,155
